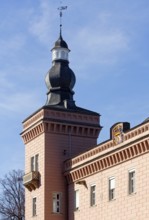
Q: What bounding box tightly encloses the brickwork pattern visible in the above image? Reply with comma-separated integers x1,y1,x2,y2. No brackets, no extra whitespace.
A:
25,135,45,220
22,107,100,220
69,154,149,220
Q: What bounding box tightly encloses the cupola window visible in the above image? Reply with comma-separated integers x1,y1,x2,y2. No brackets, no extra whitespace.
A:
52,48,69,62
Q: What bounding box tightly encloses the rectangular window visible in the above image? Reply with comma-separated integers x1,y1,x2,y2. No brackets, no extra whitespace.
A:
53,193,61,213
74,190,79,210
129,170,135,194
31,156,34,171
31,154,39,171
35,154,39,171
90,185,96,206
109,177,115,200
32,197,37,216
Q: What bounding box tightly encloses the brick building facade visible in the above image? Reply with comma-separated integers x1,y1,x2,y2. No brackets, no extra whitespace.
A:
21,30,149,220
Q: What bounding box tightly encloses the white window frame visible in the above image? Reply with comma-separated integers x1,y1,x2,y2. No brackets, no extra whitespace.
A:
90,185,96,206
31,154,39,172
128,169,136,194
32,197,37,216
74,190,79,210
35,154,39,171
31,156,34,171
52,192,62,214
109,177,115,201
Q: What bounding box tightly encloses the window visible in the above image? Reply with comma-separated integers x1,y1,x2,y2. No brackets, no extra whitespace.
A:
109,177,115,200
31,154,39,172
31,156,34,171
129,170,135,194
52,50,56,60
58,51,61,59
61,51,65,59
90,185,96,206
52,50,59,60
35,154,39,171
53,193,61,213
32,197,37,216
74,190,79,210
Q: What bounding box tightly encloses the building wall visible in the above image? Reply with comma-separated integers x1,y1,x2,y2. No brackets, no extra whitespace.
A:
43,113,100,220
25,134,45,220
22,108,100,220
68,153,149,220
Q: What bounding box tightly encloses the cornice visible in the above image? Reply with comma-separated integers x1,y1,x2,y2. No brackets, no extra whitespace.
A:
65,122,149,170
21,108,101,144
64,137,149,184
21,119,101,144
22,107,100,130
64,122,149,184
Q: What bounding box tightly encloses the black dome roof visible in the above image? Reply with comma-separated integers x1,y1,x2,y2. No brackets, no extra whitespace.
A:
45,33,75,107
53,34,68,49
45,62,75,91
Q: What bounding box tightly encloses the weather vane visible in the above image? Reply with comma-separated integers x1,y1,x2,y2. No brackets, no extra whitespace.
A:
58,0,67,34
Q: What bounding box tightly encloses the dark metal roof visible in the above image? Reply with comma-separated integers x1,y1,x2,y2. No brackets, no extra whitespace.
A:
45,61,75,90
46,32,75,107
53,34,69,49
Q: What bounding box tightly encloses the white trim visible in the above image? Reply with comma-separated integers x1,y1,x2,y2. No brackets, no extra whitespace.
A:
52,192,62,214
90,184,96,206
31,154,39,172
109,177,115,201
128,169,136,194
74,190,79,210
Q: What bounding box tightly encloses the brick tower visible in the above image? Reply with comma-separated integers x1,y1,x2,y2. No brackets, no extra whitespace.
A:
21,27,102,220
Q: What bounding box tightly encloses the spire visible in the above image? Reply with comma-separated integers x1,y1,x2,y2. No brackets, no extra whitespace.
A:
60,24,62,38
45,4,76,109
51,4,69,61
58,4,67,37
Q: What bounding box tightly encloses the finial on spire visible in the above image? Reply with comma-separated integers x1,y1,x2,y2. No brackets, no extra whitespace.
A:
58,1,67,36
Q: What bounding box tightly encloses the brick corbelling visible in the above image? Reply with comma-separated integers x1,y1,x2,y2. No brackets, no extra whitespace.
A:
43,120,100,138
23,110,44,129
22,119,100,144
124,122,149,141
64,140,114,170
65,141,114,169
23,108,100,130
64,138,149,184
65,122,149,170
21,122,44,144
44,109,100,125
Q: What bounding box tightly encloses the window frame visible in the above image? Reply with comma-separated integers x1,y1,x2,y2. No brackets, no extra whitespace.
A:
52,192,62,214
128,169,136,195
31,154,39,172
74,190,79,211
32,197,37,217
31,156,34,172
35,154,39,171
90,184,96,206
109,177,115,201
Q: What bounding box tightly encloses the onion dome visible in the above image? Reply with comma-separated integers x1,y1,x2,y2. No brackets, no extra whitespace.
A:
45,33,76,108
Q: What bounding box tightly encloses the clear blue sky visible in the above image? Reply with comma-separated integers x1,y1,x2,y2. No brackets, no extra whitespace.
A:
0,0,149,178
